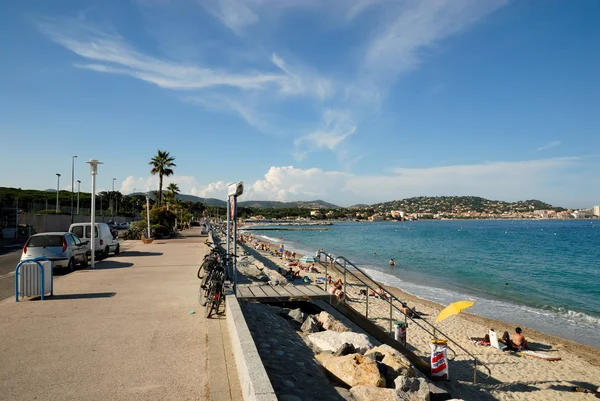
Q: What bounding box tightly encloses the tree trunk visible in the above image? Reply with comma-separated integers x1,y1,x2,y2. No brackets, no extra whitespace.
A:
158,174,163,206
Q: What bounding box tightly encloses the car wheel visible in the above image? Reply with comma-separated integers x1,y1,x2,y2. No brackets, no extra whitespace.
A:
67,257,75,273
104,247,110,259
114,244,120,255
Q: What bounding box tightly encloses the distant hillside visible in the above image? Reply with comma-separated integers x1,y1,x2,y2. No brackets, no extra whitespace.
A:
238,200,340,209
372,196,565,214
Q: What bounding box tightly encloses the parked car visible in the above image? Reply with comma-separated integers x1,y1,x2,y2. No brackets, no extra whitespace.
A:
21,232,89,271
68,222,120,259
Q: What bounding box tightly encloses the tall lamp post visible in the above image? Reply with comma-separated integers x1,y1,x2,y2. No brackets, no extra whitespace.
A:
76,180,81,215
112,178,116,218
86,160,103,268
55,173,61,213
71,155,77,223
146,190,151,239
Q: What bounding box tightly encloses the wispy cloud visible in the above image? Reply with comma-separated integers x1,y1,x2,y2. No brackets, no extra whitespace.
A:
537,140,561,151
294,110,356,154
362,0,508,84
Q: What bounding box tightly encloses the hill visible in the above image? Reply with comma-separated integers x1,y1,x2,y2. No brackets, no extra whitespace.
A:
372,196,565,214
238,200,339,209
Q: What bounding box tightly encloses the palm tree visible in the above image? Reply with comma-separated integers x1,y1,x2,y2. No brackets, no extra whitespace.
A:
149,150,176,206
166,183,180,204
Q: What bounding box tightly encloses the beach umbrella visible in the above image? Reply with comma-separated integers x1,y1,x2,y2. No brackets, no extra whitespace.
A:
435,300,476,323
300,255,317,262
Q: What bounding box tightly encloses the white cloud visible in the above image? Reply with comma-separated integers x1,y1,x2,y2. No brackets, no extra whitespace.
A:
537,141,561,151
246,166,353,202
37,18,290,92
362,0,508,83
190,181,228,199
294,110,357,154
108,156,597,208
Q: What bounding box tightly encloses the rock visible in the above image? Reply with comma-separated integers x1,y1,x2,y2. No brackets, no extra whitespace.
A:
350,386,399,401
429,382,452,401
395,376,430,401
317,311,350,332
274,350,285,357
282,379,295,388
301,314,321,333
366,344,416,380
308,331,373,354
316,353,386,388
288,308,307,323
333,342,356,356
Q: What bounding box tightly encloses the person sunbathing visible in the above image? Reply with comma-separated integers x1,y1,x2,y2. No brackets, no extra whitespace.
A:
377,288,389,300
502,327,530,350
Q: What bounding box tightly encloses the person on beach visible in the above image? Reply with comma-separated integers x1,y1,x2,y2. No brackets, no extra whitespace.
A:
389,259,395,266
503,327,530,351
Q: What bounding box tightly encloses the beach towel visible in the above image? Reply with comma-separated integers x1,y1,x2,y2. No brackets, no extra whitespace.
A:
489,330,507,351
518,350,561,361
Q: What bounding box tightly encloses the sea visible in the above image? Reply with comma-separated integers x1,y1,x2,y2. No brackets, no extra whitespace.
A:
246,220,600,348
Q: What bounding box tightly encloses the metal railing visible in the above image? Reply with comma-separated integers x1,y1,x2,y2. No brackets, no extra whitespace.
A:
317,250,491,383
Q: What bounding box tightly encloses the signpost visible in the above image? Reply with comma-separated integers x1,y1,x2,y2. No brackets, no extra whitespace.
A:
227,182,243,294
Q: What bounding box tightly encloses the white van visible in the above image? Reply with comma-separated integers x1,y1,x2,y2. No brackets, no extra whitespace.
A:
69,223,120,259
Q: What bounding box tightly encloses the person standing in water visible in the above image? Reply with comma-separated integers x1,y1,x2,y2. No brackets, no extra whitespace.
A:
389,259,395,266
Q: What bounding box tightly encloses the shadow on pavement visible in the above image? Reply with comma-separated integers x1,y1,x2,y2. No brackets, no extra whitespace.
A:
86,261,133,270
34,292,116,300
117,251,163,258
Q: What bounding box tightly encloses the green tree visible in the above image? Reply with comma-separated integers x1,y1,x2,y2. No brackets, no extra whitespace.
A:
165,183,180,204
149,150,176,207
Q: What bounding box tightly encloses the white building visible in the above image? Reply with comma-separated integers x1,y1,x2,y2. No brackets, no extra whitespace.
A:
572,209,593,218
594,205,600,217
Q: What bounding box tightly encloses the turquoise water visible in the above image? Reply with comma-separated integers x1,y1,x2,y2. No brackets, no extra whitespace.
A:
248,220,600,348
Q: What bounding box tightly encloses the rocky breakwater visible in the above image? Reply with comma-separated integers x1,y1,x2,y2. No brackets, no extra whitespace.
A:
304,311,455,401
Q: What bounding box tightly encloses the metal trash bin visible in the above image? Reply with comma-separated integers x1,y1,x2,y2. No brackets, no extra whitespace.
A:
15,258,54,301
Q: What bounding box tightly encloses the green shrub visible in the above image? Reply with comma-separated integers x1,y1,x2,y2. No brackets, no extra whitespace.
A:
151,224,171,238
123,220,152,240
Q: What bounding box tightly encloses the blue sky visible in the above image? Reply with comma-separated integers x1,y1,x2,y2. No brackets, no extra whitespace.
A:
1,0,598,208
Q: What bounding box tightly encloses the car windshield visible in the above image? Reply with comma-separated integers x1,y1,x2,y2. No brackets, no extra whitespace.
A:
28,235,63,247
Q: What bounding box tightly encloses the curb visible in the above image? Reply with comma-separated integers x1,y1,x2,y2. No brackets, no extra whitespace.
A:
226,293,277,401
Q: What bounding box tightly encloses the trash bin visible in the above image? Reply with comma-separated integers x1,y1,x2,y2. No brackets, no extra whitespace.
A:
430,339,449,379
394,321,407,345
15,259,53,301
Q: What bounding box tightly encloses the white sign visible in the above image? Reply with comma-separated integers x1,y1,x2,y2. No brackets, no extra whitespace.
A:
227,181,244,197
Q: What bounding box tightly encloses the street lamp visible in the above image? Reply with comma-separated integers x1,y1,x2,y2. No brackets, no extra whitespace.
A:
71,155,77,223
112,178,116,218
76,180,81,215
86,160,103,268
55,173,61,213
146,189,151,239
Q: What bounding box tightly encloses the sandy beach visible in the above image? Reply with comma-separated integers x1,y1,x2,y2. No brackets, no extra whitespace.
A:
238,232,600,400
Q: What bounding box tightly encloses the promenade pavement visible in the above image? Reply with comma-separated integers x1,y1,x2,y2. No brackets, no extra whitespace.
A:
0,229,242,401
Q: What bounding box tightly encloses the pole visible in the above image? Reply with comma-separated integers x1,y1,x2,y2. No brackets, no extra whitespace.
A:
112,178,115,218
146,194,151,238
226,197,231,257
71,155,77,223
56,173,61,213
233,195,238,293
90,172,96,268
76,180,81,215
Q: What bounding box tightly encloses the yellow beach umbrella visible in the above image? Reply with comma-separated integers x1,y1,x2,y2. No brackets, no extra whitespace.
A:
435,300,476,322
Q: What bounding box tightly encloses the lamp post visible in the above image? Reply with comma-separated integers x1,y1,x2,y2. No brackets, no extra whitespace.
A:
227,182,244,295
76,180,81,215
55,173,61,213
112,178,116,218
71,155,77,223
146,190,151,239
86,160,103,268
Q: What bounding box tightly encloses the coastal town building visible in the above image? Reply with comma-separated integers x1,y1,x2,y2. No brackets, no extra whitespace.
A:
594,205,600,217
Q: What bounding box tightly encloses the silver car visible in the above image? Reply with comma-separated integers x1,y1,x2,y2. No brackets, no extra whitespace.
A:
21,232,89,271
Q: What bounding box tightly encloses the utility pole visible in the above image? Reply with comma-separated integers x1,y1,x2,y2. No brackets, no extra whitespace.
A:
112,178,116,218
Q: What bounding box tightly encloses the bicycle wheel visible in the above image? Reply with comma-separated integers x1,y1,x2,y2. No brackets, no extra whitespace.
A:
199,282,209,306
205,285,217,318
